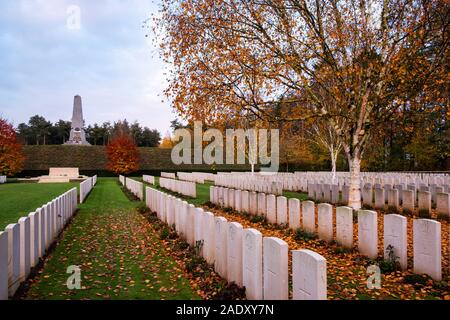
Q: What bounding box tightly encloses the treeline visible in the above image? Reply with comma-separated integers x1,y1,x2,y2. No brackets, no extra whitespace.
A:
16,116,161,147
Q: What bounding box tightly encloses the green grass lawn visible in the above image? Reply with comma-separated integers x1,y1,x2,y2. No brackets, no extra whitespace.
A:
0,182,79,230
25,177,198,300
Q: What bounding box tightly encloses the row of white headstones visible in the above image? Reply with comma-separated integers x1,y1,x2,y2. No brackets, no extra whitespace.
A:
212,171,450,194
161,172,176,179
159,177,197,198
308,182,450,218
80,176,97,203
145,186,327,300
0,188,79,300
295,171,450,186
119,176,145,200
210,186,444,281
143,175,155,185
176,172,207,184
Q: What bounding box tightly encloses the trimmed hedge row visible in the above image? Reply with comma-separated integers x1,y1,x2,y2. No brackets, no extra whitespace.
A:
20,145,252,177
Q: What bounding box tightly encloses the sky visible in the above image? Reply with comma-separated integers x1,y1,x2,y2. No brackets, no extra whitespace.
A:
0,0,175,135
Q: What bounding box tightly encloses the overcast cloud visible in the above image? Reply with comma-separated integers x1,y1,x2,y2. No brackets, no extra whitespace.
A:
0,0,174,135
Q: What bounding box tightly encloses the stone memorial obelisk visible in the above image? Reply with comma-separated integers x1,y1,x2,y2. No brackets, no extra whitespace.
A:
65,95,90,145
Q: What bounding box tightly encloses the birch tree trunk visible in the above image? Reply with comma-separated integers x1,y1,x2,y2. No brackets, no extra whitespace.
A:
347,155,362,210
331,152,337,184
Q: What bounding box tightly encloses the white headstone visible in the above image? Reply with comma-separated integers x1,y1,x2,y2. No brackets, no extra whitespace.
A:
413,219,441,280
384,214,407,270
228,188,235,209
276,196,288,225
302,201,315,233
18,217,31,282
374,188,385,210
292,249,327,300
6,224,20,297
402,189,415,213
336,206,353,249
194,208,205,252
357,210,378,259
257,193,266,217
436,192,449,219
235,189,242,212
185,202,194,244
263,237,288,300
214,217,228,278
249,192,258,215
266,194,277,224
288,198,301,230
0,232,8,300
317,203,333,242
418,191,431,216
387,188,400,210
242,228,263,300
203,212,216,265
227,222,243,286
241,190,249,213
28,212,38,267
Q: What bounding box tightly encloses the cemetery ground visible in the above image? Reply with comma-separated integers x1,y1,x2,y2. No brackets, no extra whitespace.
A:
0,181,79,230
145,178,450,300
21,178,198,300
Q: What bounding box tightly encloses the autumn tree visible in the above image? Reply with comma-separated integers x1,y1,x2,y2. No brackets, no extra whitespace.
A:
155,0,449,209
0,118,25,176
160,131,175,148
106,133,140,175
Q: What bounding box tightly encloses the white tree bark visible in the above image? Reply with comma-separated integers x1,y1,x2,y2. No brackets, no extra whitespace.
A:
347,155,362,210
331,151,337,184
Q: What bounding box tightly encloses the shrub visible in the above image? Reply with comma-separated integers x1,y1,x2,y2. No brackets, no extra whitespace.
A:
250,215,265,223
387,205,399,214
213,282,246,300
379,244,401,273
160,227,170,240
403,274,431,288
418,209,431,218
402,208,413,216
294,228,317,241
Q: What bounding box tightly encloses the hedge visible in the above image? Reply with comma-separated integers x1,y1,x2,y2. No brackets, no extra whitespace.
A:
19,145,253,177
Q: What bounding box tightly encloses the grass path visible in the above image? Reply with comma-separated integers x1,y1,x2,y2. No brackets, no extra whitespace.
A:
24,178,198,300
0,182,79,229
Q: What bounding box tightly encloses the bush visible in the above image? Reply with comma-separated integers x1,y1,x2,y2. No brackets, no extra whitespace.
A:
174,241,189,250
418,209,431,218
294,228,317,241
387,205,399,214
213,282,246,300
250,215,265,223
379,244,401,273
160,227,170,240
402,208,413,216
136,204,150,214
20,145,253,177
403,274,432,288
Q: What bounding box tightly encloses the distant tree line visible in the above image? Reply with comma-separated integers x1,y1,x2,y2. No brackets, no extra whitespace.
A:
16,116,161,147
